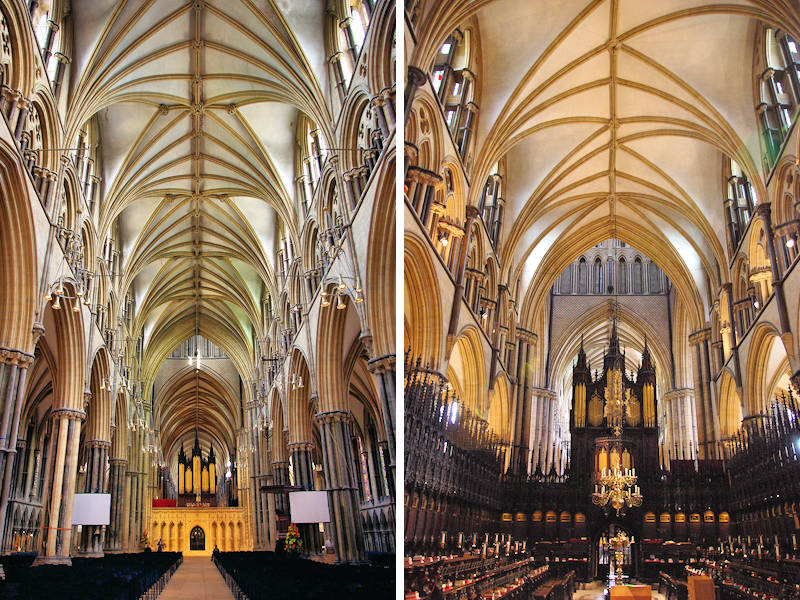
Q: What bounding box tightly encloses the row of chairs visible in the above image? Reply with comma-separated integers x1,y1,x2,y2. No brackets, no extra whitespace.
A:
213,551,394,600
0,552,182,600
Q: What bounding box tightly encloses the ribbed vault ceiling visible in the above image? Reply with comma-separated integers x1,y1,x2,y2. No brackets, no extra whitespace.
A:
66,0,330,453
421,0,800,321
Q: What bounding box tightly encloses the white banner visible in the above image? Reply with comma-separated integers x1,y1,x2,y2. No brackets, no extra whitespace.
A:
289,491,331,523
72,493,111,525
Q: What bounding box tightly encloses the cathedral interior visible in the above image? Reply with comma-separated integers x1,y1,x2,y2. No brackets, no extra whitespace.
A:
404,1,800,598
0,0,396,596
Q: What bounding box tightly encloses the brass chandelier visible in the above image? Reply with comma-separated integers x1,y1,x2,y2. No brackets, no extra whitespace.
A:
591,466,642,515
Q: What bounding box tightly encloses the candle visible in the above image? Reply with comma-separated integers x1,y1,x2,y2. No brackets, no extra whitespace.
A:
792,534,797,550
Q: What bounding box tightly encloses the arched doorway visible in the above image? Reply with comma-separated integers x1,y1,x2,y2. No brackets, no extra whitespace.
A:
190,526,205,551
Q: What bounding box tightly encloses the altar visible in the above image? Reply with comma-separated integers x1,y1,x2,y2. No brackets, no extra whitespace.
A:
150,506,253,556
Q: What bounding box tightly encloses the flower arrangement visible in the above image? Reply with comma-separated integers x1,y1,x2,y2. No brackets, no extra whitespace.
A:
285,523,303,555
140,530,150,547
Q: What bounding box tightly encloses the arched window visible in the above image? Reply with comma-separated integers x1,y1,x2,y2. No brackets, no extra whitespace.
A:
758,29,800,169
632,258,643,294
725,159,758,250
477,164,503,247
578,258,588,294
430,29,477,162
593,258,603,294
431,34,459,96
617,258,627,294
348,1,368,50
558,265,572,294
337,1,371,84
648,262,660,293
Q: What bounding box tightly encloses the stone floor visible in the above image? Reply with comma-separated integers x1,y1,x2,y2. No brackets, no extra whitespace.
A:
158,557,234,600
573,581,667,599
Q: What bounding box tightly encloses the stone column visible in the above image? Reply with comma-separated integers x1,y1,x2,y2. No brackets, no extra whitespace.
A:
0,348,33,548
367,354,395,492
329,52,347,104
757,204,794,347
125,428,145,551
316,410,365,563
530,388,556,472
289,441,321,554
13,97,30,142
80,439,110,556
722,282,742,386
383,86,396,126
689,329,713,458
34,407,85,565
405,66,428,125
51,52,70,103
339,17,359,69
663,389,696,461
372,94,391,140
446,206,480,343
104,458,128,553
265,471,277,549
510,332,535,476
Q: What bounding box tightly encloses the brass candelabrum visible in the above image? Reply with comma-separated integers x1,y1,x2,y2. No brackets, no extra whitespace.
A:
591,466,643,516
601,530,633,585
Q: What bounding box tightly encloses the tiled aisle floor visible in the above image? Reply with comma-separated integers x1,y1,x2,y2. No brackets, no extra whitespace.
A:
158,557,234,600
573,581,667,599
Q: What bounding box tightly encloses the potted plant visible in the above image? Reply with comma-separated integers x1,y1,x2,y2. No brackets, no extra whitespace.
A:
285,523,303,556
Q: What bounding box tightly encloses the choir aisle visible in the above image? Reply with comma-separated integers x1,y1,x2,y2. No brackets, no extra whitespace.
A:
159,558,233,600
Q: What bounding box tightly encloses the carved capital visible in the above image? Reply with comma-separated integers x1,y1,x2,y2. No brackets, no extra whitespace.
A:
367,353,396,374
688,328,711,345
85,439,112,449
0,346,33,367
287,441,313,452
51,407,86,422
314,409,352,425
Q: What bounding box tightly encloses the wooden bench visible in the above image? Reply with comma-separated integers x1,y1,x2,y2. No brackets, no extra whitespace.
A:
533,572,574,600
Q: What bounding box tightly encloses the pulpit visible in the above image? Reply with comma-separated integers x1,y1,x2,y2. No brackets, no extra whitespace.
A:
609,585,652,599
